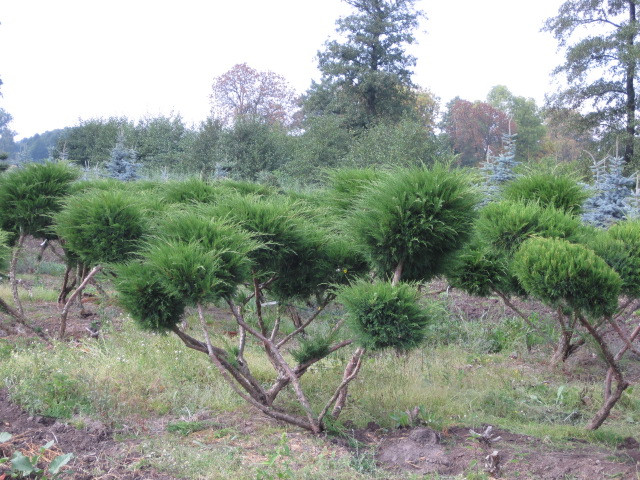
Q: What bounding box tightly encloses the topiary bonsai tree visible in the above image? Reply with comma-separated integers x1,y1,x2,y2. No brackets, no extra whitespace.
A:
447,200,585,364
349,164,478,284
0,162,79,316
114,166,478,433
54,189,149,338
513,236,638,429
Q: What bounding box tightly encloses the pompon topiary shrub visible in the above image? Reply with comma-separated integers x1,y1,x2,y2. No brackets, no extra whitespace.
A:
447,200,586,364
501,172,588,216
513,236,636,429
115,166,477,433
54,189,149,338
0,162,78,318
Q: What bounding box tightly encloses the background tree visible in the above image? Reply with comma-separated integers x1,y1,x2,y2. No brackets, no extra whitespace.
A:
188,117,225,176
53,117,133,168
222,118,293,181
132,114,193,168
487,85,546,162
442,99,513,166
210,63,298,128
106,131,139,181
0,108,16,163
544,0,640,166
302,0,424,130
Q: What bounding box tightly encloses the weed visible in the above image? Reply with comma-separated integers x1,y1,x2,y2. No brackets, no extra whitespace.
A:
0,432,73,479
166,420,209,436
255,433,293,480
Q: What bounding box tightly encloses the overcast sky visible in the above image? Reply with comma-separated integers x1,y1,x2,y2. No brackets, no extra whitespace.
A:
1,0,564,140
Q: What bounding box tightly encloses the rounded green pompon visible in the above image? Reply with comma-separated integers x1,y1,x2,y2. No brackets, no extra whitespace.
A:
514,237,621,319
338,280,431,352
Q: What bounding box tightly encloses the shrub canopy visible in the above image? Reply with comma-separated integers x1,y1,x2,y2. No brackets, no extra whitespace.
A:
502,173,588,216
350,165,478,282
55,190,148,266
514,237,621,318
339,280,431,351
0,162,79,241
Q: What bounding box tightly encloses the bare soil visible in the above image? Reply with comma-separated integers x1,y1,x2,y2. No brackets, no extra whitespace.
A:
0,389,174,480
366,424,640,479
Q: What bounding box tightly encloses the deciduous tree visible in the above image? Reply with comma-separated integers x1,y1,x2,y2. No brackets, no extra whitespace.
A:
210,63,298,127
544,0,640,165
442,99,512,166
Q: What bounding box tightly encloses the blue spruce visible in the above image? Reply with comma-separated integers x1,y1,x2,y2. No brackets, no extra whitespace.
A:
582,154,633,227
481,132,519,202
106,132,139,181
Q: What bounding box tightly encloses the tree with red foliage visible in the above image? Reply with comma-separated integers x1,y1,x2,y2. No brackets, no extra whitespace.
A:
443,98,513,166
210,63,298,128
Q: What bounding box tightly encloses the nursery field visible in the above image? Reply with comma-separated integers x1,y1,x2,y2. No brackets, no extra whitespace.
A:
0,239,639,479
1,163,640,479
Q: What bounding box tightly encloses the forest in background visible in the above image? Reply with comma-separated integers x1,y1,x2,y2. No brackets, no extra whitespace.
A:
1,0,638,188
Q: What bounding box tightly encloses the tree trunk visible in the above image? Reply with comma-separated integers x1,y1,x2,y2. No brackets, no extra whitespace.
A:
624,0,636,165
576,315,629,430
9,233,26,315
59,265,102,339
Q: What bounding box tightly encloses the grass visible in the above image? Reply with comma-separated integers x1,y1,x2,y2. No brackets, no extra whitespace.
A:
0,263,639,477
0,283,59,303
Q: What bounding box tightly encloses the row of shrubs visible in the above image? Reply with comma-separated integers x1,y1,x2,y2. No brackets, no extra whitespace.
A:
0,161,638,432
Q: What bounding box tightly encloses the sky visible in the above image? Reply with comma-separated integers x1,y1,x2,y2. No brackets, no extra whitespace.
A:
1,0,564,140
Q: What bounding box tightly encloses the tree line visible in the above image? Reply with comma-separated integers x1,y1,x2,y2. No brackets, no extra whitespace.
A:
2,0,639,181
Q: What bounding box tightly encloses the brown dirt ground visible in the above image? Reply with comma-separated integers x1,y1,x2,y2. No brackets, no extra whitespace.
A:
356,424,640,479
0,389,174,480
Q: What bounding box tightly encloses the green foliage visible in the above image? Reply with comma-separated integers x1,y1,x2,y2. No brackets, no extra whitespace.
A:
145,242,224,306
446,240,511,297
290,332,335,364
543,1,638,164
0,435,73,479
0,229,11,271
223,119,293,181
155,212,258,299
214,178,277,197
55,189,147,266
166,420,209,436
476,201,581,254
325,168,382,214
113,261,186,332
584,220,640,299
350,165,477,282
448,201,582,298
116,213,258,324
304,0,422,130
206,195,341,300
159,178,220,205
281,115,353,185
486,85,546,162
0,162,79,241
514,237,621,318
502,173,588,216
53,117,133,167
344,118,443,168
339,280,431,351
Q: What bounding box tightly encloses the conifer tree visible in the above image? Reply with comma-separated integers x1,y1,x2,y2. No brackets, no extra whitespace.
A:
106,132,139,181
583,154,633,227
481,133,519,202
